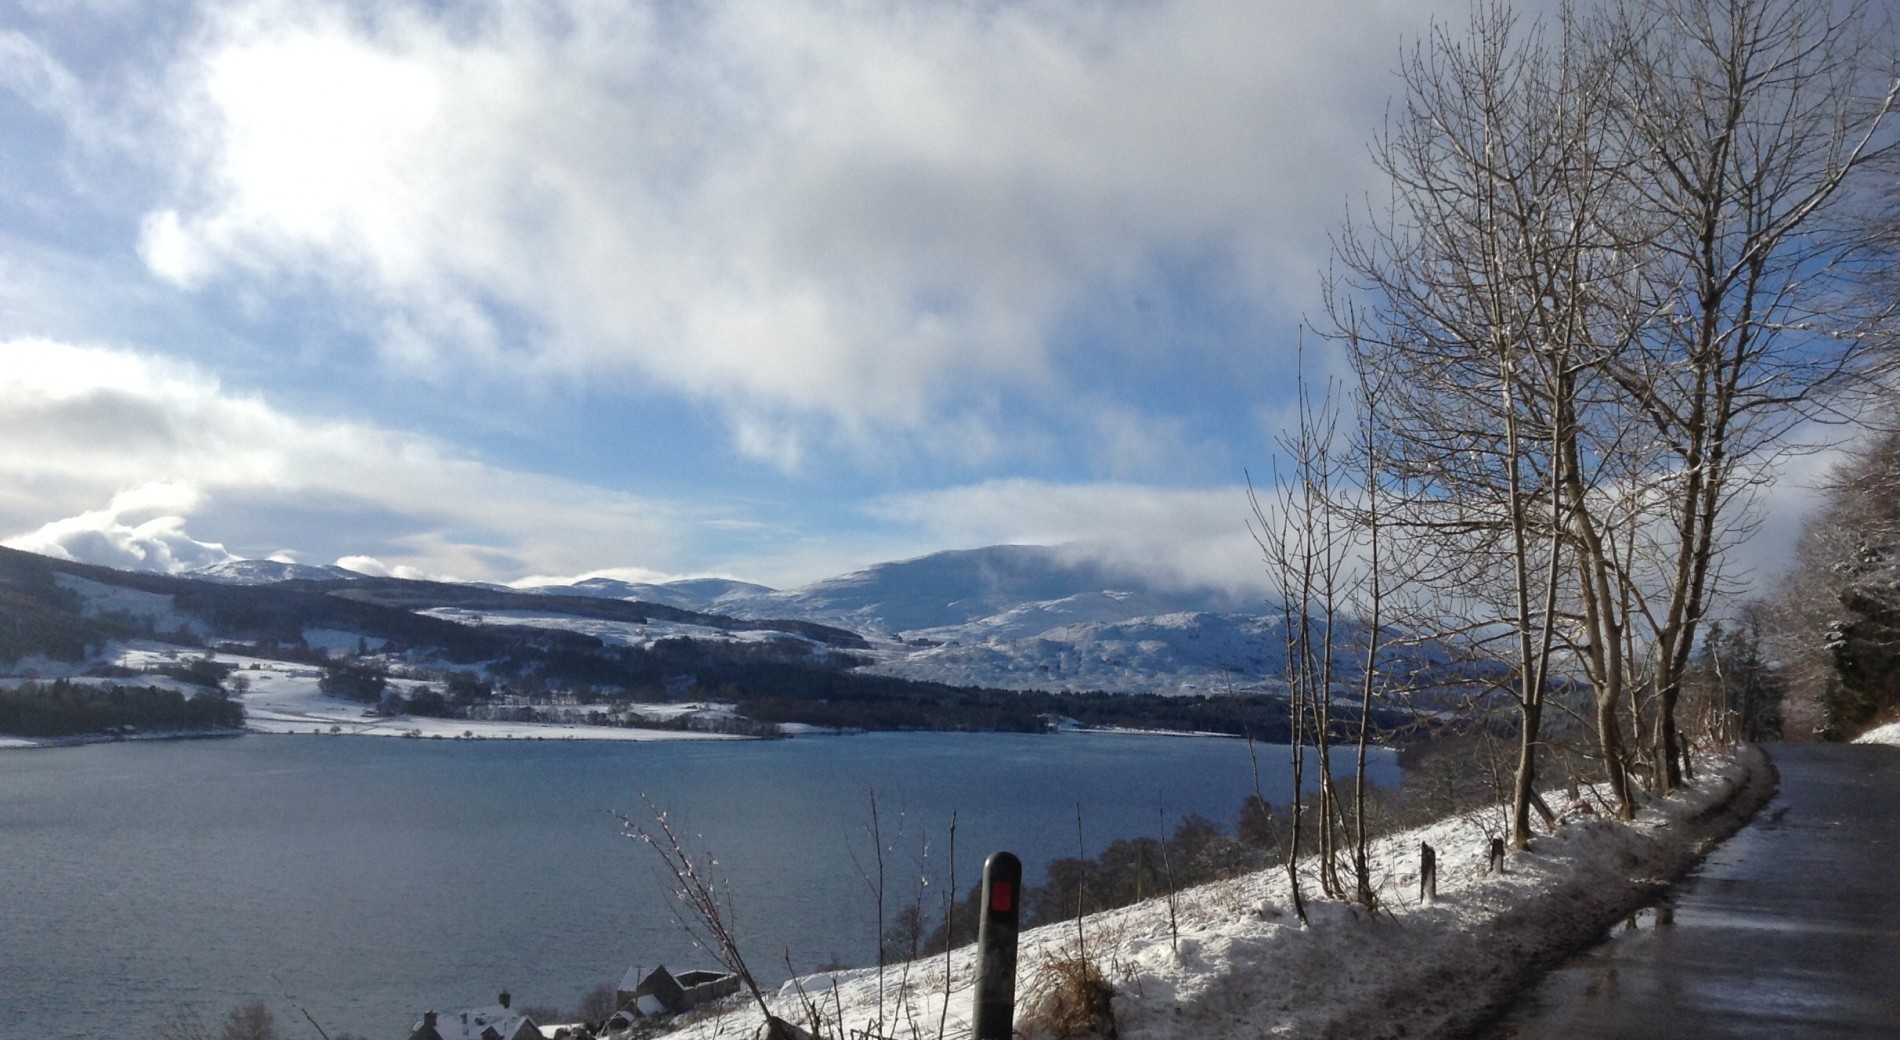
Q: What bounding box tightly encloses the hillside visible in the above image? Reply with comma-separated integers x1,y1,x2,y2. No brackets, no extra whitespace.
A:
514,544,1293,695
716,544,1254,636
0,546,1331,741
657,748,1774,1040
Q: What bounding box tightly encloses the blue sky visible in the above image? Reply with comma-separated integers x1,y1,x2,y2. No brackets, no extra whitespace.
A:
14,0,1820,597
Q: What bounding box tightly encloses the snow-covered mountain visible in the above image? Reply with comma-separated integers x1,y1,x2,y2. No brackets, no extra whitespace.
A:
686,545,1255,635
875,610,1292,696
529,575,776,612
195,543,1296,695
188,559,363,584
658,545,1283,694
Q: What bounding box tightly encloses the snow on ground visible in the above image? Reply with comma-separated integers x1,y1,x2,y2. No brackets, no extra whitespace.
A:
1853,720,1900,746
417,607,828,652
0,642,750,745
418,601,1296,698
217,652,749,742
652,746,1773,1040
0,642,235,697
302,628,390,654
54,573,204,636
862,611,1288,696
0,653,102,684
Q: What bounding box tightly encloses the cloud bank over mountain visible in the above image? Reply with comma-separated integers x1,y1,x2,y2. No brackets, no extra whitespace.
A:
4,482,238,573
0,340,692,581
0,0,1817,602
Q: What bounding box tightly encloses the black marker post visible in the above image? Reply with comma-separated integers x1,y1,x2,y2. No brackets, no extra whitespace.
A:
972,850,1023,1039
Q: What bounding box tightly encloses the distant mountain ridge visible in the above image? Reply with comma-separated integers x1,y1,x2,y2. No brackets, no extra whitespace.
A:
2,543,1324,740
186,543,1287,695
731,544,1255,637
519,545,1256,637
708,545,1283,694
879,609,1294,696
190,559,363,584
536,576,776,612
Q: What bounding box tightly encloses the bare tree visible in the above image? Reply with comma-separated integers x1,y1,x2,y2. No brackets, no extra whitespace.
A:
617,798,785,1034
1251,347,1400,910
1332,0,1644,827
1589,0,1899,787
1340,367,1402,903
1330,0,1897,826
160,1001,281,1040
1251,367,1344,921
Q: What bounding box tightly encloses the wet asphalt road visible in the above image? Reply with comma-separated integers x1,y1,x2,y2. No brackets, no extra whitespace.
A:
1478,742,1900,1039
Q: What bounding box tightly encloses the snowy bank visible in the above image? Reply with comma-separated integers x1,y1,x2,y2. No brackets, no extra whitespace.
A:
655,746,1774,1040
1853,721,1900,746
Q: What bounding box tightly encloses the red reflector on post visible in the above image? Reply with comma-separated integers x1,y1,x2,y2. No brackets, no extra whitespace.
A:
990,879,1014,913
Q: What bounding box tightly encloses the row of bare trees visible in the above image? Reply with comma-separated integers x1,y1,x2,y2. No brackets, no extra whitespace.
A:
1259,0,1899,894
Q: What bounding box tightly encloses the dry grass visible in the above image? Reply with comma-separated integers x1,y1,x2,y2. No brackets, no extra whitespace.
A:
1014,916,1138,1040
1020,952,1116,1039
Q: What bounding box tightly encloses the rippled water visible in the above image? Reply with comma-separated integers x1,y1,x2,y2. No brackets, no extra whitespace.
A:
0,731,1397,1038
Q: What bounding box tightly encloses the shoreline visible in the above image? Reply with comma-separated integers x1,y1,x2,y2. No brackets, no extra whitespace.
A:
0,727,247,751
0,722,758,750
0,720,1397,752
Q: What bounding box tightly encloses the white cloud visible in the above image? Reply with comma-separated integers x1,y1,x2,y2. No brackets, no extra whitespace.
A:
136,209,211,287
129,0,1465,466
0,30,83,121
872,453,1838,611
0,338,694,579
508,564,711,590
333,555,440,582
871,478,1272,599
3,482,239,572
0,338,1286,589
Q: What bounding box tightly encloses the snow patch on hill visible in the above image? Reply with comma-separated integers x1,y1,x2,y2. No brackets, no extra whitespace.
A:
179,544,1300,695
54,573,204,637
869,611,1289,695
189,559,362,583
418,607,840,655
203,651,747,742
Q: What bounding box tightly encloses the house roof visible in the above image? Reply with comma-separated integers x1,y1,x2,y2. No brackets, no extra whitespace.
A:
412,1005,538,1040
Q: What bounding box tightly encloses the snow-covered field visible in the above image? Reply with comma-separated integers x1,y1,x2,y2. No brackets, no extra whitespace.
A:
417,607,833,653
55,572,206,636
0,643,750,746
649,746,1773,1040
220,652,749,742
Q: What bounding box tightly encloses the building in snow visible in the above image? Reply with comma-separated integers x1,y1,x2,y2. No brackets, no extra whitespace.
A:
407,991,541,1040
611,964,742,1019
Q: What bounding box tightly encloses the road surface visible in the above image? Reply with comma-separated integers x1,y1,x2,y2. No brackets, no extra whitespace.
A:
1480,742,1900,1038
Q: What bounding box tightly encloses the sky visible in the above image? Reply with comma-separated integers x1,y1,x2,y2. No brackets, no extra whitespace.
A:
0,0,1829,595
